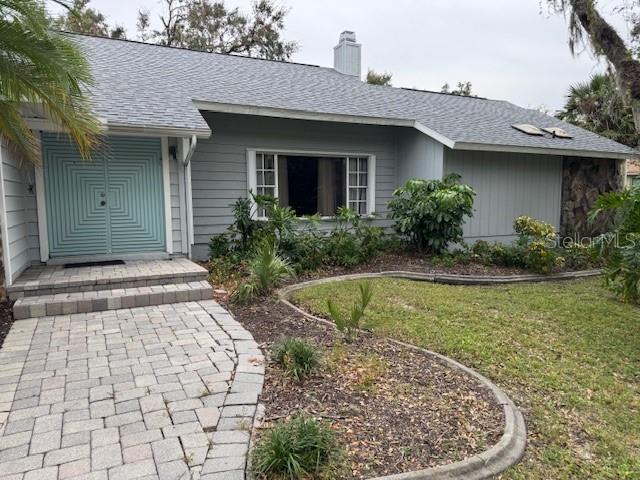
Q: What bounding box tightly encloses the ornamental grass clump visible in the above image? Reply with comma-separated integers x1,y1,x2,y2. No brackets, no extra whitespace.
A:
232,241,293,303
272,337,319,382
251,414,341,479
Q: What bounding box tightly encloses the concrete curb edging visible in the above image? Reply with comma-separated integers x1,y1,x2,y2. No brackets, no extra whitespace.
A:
273,269,594,479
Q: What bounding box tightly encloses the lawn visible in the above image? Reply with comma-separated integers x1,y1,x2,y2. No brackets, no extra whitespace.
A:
291,277,640,480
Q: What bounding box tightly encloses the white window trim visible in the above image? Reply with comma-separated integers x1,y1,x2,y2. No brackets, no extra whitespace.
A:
246,148,376,219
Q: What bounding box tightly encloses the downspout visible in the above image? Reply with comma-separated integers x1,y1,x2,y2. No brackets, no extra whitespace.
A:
183,135,197,258
184,134,197,167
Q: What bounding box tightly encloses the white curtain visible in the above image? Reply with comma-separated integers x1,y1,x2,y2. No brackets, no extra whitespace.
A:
317,158,336,215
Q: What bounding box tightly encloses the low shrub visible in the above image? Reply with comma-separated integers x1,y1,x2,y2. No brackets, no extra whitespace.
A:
388,174,475,253
322,207,385,267
208,233,231,259
251,414,341,479
272,337,319,381
207,256,247,293
590,184,640,303
603,236,640,303
562,241,600,270
513,216,564,273
209,194,390,277
326,282,373,342
232,242,293,303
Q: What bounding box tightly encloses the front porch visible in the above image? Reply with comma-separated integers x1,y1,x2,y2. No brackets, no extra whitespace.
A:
0,133,198,288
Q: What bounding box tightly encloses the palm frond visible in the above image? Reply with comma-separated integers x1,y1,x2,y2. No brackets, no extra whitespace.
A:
0,0,103,164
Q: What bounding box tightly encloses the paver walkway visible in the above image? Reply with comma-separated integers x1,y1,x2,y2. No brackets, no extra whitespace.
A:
0,300,263,480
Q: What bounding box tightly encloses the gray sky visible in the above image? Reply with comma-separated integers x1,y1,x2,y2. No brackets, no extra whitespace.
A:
51,0,634,112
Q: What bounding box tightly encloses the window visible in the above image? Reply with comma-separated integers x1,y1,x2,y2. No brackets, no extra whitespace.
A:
248,151,375,218
348,157,368,215
255,153,277,217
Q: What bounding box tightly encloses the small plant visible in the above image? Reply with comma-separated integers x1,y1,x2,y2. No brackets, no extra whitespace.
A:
272,337,319,381
232,241,293,303
388,174,475,253
231,197,258,251
251,414,341,479
208,233,231,259
562,241,599,270
326,282,373,342
513,216,563,273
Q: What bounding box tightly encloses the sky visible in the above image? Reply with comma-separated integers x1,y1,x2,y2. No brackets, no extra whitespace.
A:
49,0,635,112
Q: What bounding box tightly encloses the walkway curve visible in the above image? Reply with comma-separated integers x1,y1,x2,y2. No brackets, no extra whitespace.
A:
277,272,541,480
0,300,263,480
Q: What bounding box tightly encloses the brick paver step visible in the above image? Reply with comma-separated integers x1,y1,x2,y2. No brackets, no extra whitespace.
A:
13,281,213,319
8,258,209,298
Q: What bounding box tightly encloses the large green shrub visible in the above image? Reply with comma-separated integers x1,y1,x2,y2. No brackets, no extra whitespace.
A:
251,414,341,479
388,174,475,253
590,184,640,303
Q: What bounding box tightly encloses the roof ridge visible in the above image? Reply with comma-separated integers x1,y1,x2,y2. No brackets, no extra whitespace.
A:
59,30,324,69
399,86,488,100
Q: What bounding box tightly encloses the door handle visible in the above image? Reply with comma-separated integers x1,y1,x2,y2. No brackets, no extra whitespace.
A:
100,201,106,206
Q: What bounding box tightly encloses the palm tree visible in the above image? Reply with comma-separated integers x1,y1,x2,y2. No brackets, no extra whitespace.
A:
0,0,102,165
558,73,639,148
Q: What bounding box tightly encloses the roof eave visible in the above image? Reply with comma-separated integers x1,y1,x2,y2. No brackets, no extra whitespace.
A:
25,116,211,139
451,141,638,160
106,122,211,139
194,99,414,127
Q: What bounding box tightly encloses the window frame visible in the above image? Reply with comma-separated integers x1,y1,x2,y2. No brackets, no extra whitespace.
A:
246,148,376,220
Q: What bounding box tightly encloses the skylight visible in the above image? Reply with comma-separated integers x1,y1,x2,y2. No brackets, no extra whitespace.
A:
511,124,543,136
542,127,573,139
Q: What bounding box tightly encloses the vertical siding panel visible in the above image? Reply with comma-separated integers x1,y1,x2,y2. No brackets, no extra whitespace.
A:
444,149,562,242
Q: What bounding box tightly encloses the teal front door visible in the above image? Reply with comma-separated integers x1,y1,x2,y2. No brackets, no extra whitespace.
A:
43,135,166,257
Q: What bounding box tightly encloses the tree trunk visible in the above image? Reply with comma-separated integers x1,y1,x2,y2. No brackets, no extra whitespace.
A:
570,0,640,134
633,100,640,135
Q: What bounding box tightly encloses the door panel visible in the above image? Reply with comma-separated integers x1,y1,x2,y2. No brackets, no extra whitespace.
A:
106,138,165,253
44,135,109,256
43,135,166,257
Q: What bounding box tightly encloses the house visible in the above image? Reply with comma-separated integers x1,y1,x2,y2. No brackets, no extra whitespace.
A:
1,31,637,286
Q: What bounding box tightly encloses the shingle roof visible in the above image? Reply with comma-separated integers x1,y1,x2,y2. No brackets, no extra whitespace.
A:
72,33,637,158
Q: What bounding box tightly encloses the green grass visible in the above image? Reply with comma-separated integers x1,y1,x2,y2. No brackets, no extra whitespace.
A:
291,278,640,479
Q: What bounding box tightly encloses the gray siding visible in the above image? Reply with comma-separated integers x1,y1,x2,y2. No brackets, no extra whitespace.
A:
397,128,443,184
191,113,399,260
444,148,563,242
1,142,39,284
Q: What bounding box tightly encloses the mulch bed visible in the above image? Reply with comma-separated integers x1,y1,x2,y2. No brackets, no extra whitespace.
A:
223,288,505,479
293,250,530,282
0,298,15,349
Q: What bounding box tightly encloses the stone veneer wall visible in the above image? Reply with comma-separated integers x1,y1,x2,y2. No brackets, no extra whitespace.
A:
560,156,626,238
